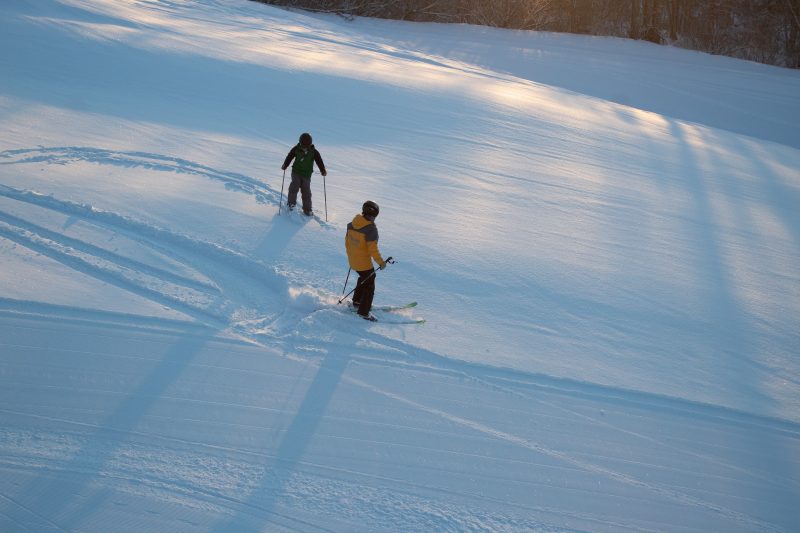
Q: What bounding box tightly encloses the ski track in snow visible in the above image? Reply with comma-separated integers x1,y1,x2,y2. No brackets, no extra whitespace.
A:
348,376,786,533
0,0,798,528
0,147,282,207
0,156,294,329
282,316,798,533
1,149,797,531
3,307,797,531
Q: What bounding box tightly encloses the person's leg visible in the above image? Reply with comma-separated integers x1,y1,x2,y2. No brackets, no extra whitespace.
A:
353,269,370,310
356,269,376,317
300,177,313,214
287,172,301,207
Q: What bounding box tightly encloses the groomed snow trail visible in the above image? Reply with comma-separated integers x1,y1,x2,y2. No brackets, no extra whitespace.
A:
1,0,799,531
3,311,799,532
0,149,796,532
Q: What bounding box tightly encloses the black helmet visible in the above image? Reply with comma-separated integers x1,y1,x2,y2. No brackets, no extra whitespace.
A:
362,200,379,218
299,132,312,146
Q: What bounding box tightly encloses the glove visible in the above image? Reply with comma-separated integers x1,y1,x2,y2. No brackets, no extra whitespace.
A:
321,170,327,177
378,261,386,270
281,164,287,170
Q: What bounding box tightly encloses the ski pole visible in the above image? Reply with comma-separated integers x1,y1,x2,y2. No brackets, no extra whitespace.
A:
340,267,351,298
278,168,286,214
323,173,328,221
337,258,393,304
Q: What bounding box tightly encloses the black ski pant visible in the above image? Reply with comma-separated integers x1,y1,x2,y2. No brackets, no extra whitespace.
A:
287,172,312,213
353,268,376,316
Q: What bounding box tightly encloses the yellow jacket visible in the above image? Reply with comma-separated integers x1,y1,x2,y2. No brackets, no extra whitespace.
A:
345,214,385,271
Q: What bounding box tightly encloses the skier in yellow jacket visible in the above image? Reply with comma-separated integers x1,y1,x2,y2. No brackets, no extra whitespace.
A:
345,200,387,321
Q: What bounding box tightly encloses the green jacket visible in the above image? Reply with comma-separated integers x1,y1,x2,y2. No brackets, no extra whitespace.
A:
283,144,326,179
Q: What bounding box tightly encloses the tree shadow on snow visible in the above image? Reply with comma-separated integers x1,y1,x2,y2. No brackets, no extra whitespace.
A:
1,326,218,531
211,350,348,532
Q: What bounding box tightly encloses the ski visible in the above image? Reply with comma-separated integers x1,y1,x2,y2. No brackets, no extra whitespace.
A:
351,313,425,325
345,302,423,324
345,301,416,312
378,317,426,325
374,301,417,312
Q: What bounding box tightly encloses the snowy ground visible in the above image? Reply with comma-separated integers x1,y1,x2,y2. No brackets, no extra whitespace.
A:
1,0,799,531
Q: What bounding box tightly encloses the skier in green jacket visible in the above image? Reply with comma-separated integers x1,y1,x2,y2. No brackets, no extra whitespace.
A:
281,132,327,216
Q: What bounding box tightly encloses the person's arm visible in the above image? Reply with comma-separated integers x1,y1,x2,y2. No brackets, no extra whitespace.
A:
281,147,296,170
314,150,327,176
365,226,385,268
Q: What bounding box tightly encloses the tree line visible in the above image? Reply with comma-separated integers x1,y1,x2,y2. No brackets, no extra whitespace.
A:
251,0,800,68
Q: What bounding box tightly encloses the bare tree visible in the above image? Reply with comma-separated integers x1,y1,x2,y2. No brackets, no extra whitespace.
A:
249,0,800,67
629,0,640,38
462,0,554,30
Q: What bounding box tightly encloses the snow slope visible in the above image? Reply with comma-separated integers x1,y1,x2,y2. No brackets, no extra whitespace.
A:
1,0,799,531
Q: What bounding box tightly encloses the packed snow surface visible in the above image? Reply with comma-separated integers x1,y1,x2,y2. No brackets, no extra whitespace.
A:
1,0,799,531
